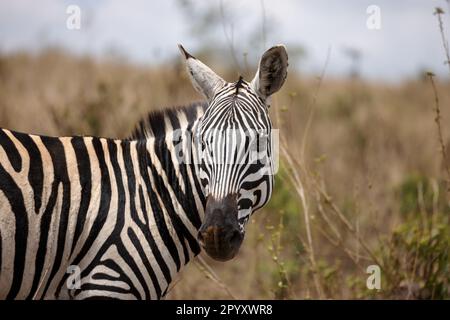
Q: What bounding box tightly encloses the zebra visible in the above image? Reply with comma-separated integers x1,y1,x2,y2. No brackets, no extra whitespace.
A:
0,44,288,300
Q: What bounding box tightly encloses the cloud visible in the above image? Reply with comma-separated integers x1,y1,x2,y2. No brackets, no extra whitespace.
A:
0,0,447,80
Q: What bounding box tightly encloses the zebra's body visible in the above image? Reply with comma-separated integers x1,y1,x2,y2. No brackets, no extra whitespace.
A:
0,44,288,300
0,103,207,299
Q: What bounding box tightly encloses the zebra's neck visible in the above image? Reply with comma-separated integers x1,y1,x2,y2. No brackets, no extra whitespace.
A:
63,106,207,299
126,103,208,296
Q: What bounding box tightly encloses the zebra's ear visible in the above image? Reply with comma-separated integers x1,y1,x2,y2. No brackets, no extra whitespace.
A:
251,45,288,99
178,44,226,101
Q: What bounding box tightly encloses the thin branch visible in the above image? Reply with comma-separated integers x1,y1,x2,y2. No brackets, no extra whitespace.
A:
278,143,324,298
300,46,331,163
164,277,182,298
260,0,267,50
308,174,383,268
427,72,450,204
314,224,369,270
434,7,450,74
314,190,342,241
194,255,238,299
219,0,242,74
273,47,331,299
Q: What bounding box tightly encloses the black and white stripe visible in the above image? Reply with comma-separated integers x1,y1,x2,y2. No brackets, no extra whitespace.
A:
0,102,206,299
0,44,288,299
198,80,275,228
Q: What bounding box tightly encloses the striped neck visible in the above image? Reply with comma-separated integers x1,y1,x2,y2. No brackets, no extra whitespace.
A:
131,104,208,293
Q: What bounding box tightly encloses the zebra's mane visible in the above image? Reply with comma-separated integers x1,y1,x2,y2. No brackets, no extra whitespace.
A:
129,101,207,140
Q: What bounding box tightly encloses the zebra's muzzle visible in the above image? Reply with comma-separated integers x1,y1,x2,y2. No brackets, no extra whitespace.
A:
198,194,244,261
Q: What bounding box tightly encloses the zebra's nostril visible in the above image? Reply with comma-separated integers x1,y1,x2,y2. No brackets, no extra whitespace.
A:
228,230,242,247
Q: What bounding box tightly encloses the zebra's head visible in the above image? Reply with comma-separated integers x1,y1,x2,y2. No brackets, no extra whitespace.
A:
179,44,288,261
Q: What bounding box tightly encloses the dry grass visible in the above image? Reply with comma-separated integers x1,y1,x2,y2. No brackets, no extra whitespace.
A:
0,48,449,299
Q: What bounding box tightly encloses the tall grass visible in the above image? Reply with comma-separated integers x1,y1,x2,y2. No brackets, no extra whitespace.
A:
2,48,448,299
0,7,449,297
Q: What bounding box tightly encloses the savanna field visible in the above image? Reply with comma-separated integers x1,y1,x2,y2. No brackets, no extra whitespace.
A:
0,46,449,299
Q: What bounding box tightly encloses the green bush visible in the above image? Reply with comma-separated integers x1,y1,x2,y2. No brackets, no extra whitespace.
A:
379,215,449,299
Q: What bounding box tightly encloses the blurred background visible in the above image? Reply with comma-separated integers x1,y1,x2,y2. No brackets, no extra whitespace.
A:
0,0,449,299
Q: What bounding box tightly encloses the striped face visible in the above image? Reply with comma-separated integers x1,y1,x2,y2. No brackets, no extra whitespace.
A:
198,80,274,228
179,44,288,261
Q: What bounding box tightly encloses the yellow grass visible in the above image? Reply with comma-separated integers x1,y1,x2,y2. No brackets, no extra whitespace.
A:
0,49,448,299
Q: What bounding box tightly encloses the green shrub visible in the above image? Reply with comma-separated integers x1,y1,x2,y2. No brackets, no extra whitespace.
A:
379,215,449,299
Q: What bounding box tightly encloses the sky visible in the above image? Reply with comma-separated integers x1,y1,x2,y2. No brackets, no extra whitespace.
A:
0,0,449,81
